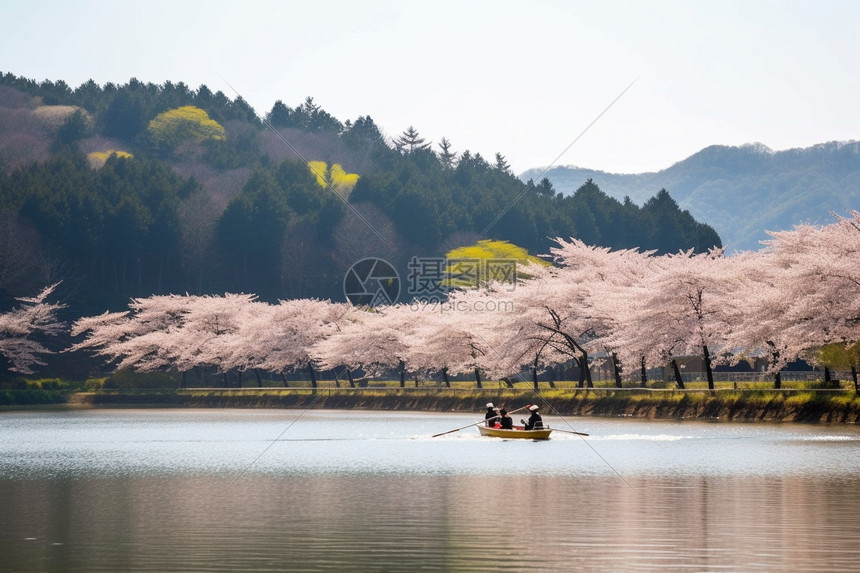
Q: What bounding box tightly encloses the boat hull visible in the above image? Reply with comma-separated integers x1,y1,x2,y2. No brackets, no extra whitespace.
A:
477,425,553,440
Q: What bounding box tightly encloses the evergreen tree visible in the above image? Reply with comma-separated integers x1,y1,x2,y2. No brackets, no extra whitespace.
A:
103,89,146,141
267,100,292,127
393,126,431,153
494,152,510,173
438,137,457,168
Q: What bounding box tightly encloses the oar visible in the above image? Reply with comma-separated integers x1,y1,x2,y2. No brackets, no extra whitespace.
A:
550,427,589,437
432,405,530,437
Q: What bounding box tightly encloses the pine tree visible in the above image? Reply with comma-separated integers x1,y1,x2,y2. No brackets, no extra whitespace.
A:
438,137,457,168
494,152,510,173
393,126,431,153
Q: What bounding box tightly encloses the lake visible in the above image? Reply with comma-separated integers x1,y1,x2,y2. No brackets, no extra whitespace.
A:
2,408,860,572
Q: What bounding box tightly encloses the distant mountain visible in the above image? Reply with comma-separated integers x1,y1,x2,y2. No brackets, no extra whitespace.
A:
521,141,860,252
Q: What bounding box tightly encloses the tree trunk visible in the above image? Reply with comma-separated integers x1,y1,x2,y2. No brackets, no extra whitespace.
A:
612,352,623,389
640,356,648,388
254,368,263,388
179,370,186,389
532,367,539,390
547,369,555,389
582,351,593,388
237,370,243,388
852,366,858,392
475,368,482,389
770,345,781,389
576,358,585,389
703,344,714,390
400,361,406,388
281,372,289,388
346,368,355,388
308,364,317,392
671,359,685,389
824,366,832,386
441,367,450,388
223,371,230,388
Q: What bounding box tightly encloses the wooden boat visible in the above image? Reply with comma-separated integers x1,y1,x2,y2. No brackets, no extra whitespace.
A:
477,424,553,440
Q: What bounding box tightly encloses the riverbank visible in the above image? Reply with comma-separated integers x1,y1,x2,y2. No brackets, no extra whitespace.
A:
25,388,854,423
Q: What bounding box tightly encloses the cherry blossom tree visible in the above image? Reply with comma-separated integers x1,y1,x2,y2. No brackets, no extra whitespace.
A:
763,212,860,348
716,211,860,387
481,260,594,388
549,239,655,387
717,250,802,387
173,294,265,385
72,294,355,388
312,304,414,385
403,297,498,387
494,240,653,389
609,248,735,389
253,298,355,387
0,283,65,374
71,293,259,384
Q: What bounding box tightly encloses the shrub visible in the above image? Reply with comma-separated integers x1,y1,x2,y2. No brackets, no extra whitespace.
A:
104,369,179,390
84,377,107,391
146,106,225,152
308,161,359,198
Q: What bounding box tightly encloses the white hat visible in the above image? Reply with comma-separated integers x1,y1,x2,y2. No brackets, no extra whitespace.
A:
529,405,539,411
486,402,494,408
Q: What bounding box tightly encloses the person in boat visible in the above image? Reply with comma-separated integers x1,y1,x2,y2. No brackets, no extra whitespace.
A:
485,403,499,427
521,405,543,430
498,408,513,429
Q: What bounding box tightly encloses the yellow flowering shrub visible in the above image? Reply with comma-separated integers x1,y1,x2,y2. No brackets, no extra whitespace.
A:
307,161,360,198
308,161,328,187
330,163,359,193
445,239,549,288
146,106,225,151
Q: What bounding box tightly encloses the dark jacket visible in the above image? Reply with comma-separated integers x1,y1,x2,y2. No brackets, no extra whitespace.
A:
499,414,513,429
485,409,498,427
524,411,543,430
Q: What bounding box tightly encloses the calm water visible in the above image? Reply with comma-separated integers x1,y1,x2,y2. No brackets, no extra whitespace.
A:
2,409,860,572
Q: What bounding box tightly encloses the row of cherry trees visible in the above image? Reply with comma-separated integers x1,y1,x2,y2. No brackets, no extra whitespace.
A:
5,213,860,388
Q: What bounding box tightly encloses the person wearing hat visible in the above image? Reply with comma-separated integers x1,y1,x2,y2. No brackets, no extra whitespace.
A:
485,403,499,427
521,404,543,430
498,408,513,429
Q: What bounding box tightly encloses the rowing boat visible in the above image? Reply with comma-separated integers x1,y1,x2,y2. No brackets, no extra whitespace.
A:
477,424,553,440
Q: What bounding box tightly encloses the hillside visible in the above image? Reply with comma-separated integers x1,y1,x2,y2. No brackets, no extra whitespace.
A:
0,72,720,317
521,141,860,252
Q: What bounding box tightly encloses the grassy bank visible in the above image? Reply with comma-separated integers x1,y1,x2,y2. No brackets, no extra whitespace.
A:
50,387,860,423
3,376,860,423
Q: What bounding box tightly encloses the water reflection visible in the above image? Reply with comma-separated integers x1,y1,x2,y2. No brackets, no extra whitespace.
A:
2,410,860,571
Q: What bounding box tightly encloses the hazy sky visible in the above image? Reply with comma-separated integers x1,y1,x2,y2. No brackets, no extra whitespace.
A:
2,0,858,174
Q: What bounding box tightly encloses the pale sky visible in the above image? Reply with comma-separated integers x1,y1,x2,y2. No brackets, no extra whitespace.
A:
2,0,858,174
